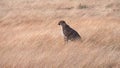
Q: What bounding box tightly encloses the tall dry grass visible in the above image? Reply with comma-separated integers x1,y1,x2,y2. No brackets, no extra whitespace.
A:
0,0,120,68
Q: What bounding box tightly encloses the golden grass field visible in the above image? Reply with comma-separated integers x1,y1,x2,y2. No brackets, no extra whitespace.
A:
0,0,120,68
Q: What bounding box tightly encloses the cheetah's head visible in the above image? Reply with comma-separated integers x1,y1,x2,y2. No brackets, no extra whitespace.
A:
58,20,67,26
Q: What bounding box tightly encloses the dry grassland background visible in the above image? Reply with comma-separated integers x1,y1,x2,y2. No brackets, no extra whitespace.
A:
0,0,120,68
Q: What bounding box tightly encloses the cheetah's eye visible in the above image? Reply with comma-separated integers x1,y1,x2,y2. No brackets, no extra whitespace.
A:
58,23,61,25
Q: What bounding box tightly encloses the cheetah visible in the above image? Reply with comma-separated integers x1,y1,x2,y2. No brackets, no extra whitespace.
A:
58,20,81,43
